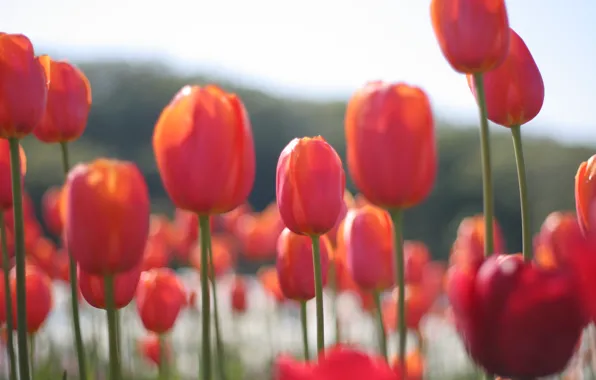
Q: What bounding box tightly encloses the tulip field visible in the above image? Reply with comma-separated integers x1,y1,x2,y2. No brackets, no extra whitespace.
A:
1,1,595,380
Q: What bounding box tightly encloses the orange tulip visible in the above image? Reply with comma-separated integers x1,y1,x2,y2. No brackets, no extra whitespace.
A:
41,186,63,236
78,264,141,309
534,212,584,270
276,228,331,301
343,205,394,291
258,266,285,303
430,0,510,73
0,33,49,138
325,190,355,247
153,85,255,214
136,268,187,333
345,82,436,209
450,214,506,270
575,156,596,238
219,203,253,233
392,350,425,380
404,241,431,285
467,28,544,127
28,237,57,278
34,58,92,142
276,136,346,236
383,285,432,332
236,208,284,261
64,158,150,275
189,236,234,279
0,139,26,210
10,264,52,333
231,275,248,313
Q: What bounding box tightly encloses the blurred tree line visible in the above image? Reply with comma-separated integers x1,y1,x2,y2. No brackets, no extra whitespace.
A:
19,61,595,262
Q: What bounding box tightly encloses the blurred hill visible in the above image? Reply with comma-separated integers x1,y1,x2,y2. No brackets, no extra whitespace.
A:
20,61,595,261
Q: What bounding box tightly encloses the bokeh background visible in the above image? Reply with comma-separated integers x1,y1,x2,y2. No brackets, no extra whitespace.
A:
2,0,596,379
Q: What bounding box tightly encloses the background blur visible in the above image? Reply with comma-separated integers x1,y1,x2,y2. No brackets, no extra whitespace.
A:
2,0,596,263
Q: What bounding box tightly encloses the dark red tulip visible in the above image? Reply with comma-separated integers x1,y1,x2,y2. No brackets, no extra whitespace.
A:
78,264,142,309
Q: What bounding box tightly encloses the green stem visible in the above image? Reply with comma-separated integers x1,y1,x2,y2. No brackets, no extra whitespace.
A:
299,301,310,361
28,334,35,380
510,126,532,262
310,235,325,355
373,290,387,361
104,274,121,380
198,215,212,380
207,235,227,380
60,142,88,380
158,334,167,380
473,73,495,257
8,137,30,380
390,209,406,376
0,211,17,380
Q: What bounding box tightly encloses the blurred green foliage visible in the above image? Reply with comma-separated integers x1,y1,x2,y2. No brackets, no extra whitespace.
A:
20,61,594,263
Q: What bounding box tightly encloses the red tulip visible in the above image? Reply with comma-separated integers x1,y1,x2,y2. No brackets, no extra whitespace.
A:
258,267,285,304
138,334,172,367
153,85,255,214
467,28,544,127
41,186,63,236
430,0,510,73
450,214,505,270
345,82,436,209
274,345,396,380
276,228,331,301
276,136,346,236
64,158,150,275
78,264,141,309
342,205,394,291
324,191,355,247
383,285,432,331
34,58,92,142
0,33,49,138
404,241,431,285
136,268,187,333
447,254,586,378
10,264,52,333
189,236,234,279
231,275,248,313
141,235,169,271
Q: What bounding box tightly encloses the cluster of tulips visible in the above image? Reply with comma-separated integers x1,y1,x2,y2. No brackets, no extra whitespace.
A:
1,0,595,379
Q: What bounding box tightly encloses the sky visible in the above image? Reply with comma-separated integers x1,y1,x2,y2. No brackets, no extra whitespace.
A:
2,0,595,144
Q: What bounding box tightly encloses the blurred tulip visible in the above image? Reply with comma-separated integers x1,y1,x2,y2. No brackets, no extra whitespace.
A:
534,212,583,270
220,203,252,233
404,241,431,285
343,205,394,291
230,275,248,314
190,236,234,279
34,58,91,142
142,236,169,271
136,268,187,334
345,82,436,209
153,85,255,214
64,158,150,275
383,285,432,332
41,186,63,236
467,28,544,128
274,345,396,380
430,0,510,73
78,264,141,309
138,334,172,367
54,250,70,283
10,264,52,333
324,191,355,247
28,238,56,279
276,228,331,301
392,350,424,380
0,140,26,211
450,214,506,270
0,33,48,138
575,155,596,239
447,254,586,378
258,267,285,303
276,136,346,236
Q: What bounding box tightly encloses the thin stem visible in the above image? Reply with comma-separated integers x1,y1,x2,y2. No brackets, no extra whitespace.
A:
390,209,406,374
373,290,387,361
207,237,227,380
198,215,212,380
329,263,341,345
0,211,17,380
510,126,532,262
28,334,35,380
299,301,310,361
104,274,121,380
310,235,325,355
158,334,168,380
473,73,495,257
8,137,30,380
60,142,88,380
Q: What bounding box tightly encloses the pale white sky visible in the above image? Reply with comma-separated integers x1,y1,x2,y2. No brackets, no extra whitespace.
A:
2,0,595,143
